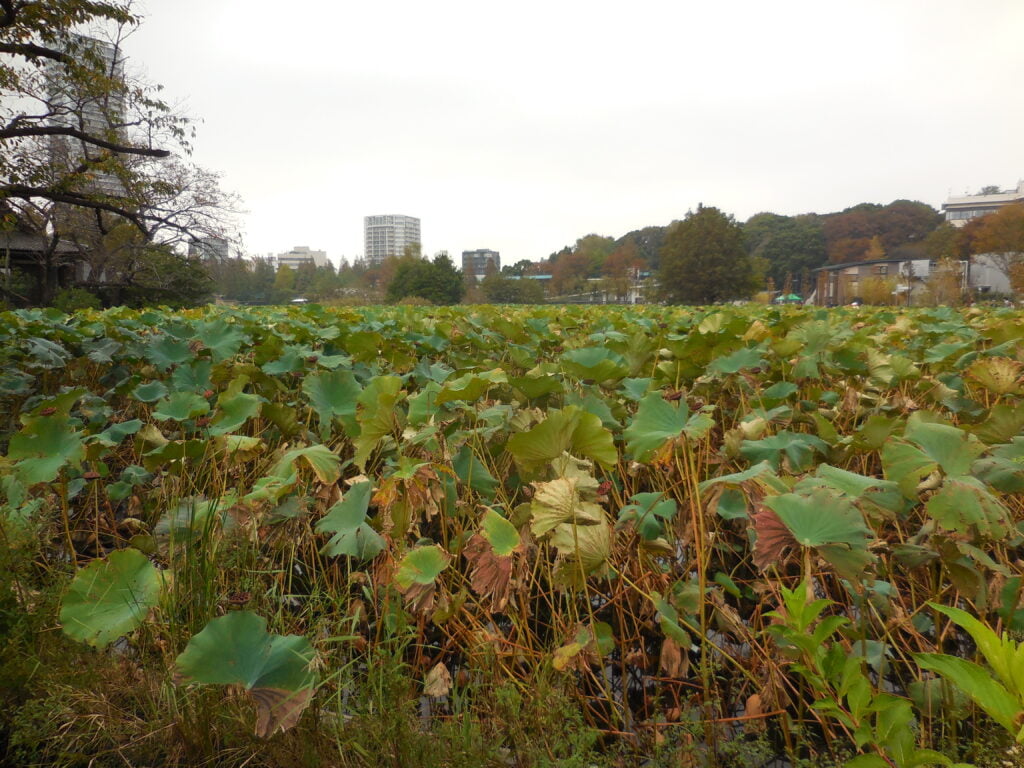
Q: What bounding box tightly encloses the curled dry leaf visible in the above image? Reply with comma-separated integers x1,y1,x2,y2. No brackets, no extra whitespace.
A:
751,504,797,571
462,533,514,613
659,636,688,678
423,662,452,697
252,687,314,738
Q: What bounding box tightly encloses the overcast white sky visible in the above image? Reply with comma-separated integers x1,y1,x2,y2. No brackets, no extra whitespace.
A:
127,0,1024,266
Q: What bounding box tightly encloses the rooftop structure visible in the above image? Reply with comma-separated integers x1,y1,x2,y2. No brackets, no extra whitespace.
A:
364,215,420,265
942,181,1024,227
276,246,328,270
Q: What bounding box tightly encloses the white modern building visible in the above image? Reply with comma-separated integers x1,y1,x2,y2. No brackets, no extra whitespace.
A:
276,246,328,270
942,181,1024,226
364,215,421,265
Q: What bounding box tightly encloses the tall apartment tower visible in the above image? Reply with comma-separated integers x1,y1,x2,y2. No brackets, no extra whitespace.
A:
48,35,126,197
364,215,421,265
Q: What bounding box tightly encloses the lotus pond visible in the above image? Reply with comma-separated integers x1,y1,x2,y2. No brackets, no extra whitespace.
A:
2,303,1024,767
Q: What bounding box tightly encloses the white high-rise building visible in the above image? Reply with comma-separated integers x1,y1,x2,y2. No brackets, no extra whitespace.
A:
364,215,421,265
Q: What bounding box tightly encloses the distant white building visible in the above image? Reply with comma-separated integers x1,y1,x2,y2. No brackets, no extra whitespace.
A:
276,246,327,270
364,215,421,265
942,181,1024,227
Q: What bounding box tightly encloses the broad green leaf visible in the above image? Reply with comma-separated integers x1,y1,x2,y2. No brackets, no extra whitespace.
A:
175,611,317,737
453,445,499,498
927,476,1010,538
60,548,162,648
765,490,871,549
905,421,986,477
353,375,404,470
315,481,383,560
152,392,210,422
617,492,677,541
624,392,714,462
881,441,937,499
146,336,191,370
480,507,519,556
740,430,828,473
8,415,85,484
302,369,360,439
560,346,629,382
914,653,1020,736
271,445,342,485
973,439,1024,493
764,489,874,578
395,545,450,589
436,368,508,405
209,376,263,436
90,419,143,447
133,380,168,403
974,403,1024,445
196,318,247,362
706,344,766,375
508,406,616,471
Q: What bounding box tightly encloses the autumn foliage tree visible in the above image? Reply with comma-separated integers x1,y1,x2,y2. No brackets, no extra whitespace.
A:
659,206,759,304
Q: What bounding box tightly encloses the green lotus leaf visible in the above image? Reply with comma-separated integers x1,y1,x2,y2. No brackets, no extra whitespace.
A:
171,360,213,393
904,420,986,477
395,544,450,589
974,403,1024,446
209,377,263,436
133,380,168,403
508,406,616,472
90,419,144,447
617,492,677,541
8,415,85,484
436,368,508,405
152,392,210,422
315,481,384,560
560,346,629,382
174,611,317,737
196,318,247,362
624,392,714,462
972,438,1024,493
262,345,308,375
926,476,1010,539
353,375,404,470
60,548,162,648
146,336,191,370
706,344,766,375
480,507,519,556
270,444,342,485
453,445,499,498
739,430,828,473
763,489,875,578
302,369,361,439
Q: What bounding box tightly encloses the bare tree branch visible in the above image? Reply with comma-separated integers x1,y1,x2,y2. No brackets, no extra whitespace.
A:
0,125,170,156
